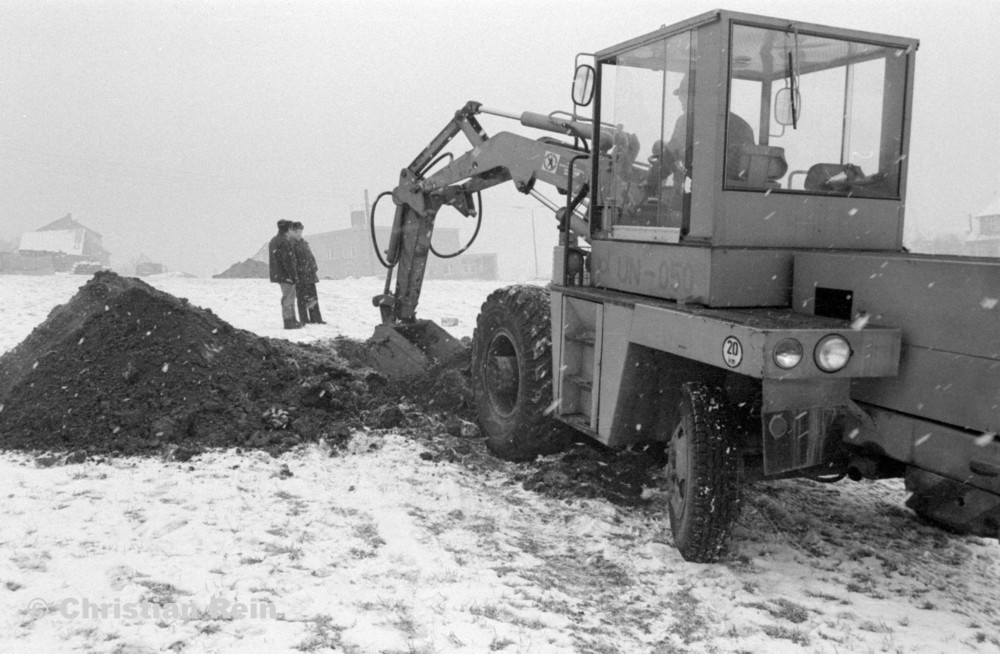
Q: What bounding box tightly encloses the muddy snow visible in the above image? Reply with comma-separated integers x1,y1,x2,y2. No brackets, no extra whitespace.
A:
1,273,998,653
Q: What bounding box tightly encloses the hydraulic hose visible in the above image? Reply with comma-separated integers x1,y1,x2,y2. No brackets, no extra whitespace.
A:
369,189,485,264
430,191,483,259
369,190,395,269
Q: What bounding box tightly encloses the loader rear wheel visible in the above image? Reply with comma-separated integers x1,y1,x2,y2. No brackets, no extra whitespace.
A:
666,382,741,562
472,285,569,461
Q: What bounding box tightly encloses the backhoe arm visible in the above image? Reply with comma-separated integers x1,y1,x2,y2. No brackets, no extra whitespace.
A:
375,101,595,325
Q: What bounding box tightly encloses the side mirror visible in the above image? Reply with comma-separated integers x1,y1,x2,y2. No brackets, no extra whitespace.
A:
572,65,595,107
774,87,802,127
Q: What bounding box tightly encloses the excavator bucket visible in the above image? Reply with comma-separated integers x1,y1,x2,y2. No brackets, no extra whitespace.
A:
367,320,468,380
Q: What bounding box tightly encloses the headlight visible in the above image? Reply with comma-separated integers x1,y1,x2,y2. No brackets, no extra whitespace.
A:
814,335,852,372
773,338,803,369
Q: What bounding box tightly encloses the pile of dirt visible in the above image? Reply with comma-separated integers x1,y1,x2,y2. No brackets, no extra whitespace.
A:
0,272,385,460
213,258,269,279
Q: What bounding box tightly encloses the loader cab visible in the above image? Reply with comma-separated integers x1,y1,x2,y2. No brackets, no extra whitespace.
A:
584,10,918,307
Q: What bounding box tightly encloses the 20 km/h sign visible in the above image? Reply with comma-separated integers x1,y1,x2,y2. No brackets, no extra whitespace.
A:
722,336,743,368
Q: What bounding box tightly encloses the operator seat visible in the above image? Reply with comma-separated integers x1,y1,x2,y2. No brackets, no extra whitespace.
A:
726,114,788,188
739,145,788,187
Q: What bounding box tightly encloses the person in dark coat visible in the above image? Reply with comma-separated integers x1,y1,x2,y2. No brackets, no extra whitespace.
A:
268,220,301,329
289,221,325,324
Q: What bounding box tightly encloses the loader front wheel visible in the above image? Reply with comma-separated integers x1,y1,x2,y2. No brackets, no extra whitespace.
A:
666,382,741,562
472,285,569,461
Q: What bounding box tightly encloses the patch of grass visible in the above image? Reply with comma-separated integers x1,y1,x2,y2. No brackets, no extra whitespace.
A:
354,522,385,547
360,597,419,639
879,633,898,652
846,571,881,596
859,619,892,633
136,580,188,606
586,553,632,589
490,635,516,650
468,603,546,630
263,541,304,561
469,603,501,620
667,586,708,644
468,516,498,535
349,521,385,558
974,631,1000,647
12,552,50,572
293,614,345,652
429,569,460,584
507,613,547,630
649,639,688,653
849,545,877,561
742,598,810,623
393,611,418,637
577,640,622,654
274,490,309,517
360,596,407,613
761,624,810,645
71,626,99,640
726,553,756,573
327,505,360,518
805,589,842,602
771,598,810,624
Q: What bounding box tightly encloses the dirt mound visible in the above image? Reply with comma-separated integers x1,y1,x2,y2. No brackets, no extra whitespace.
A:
0,272,378,460
213,258,268,279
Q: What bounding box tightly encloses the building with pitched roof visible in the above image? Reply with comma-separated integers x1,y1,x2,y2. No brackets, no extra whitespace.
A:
965,193,1000,258
11,213,111,272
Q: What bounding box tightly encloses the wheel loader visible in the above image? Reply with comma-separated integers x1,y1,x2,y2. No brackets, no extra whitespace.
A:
366,9,1000,562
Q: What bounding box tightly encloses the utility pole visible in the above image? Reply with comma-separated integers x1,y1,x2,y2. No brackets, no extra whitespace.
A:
529,208,539,279
513,205,542,279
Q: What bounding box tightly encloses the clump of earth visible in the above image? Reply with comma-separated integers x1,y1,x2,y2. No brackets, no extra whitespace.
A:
0,271,659,505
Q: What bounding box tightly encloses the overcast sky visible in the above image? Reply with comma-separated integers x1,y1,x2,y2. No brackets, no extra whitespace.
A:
1,0,998,277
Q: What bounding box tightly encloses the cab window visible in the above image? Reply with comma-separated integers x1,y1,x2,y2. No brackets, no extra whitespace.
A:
598,30,695,231
726,23,908,199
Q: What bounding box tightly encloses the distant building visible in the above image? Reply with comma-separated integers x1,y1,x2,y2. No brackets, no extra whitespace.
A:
965,193,1000,258
905,194,1000,259
136,262,166,276
253,211,498,280
2,213,111,273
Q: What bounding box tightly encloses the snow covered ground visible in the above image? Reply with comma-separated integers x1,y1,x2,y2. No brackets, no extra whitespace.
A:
1,273,999,653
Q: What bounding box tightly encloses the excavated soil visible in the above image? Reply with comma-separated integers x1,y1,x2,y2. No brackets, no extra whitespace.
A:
0,272,391,461
0,271,659,505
